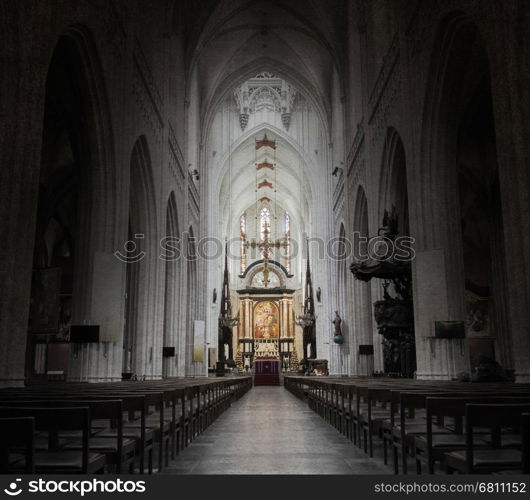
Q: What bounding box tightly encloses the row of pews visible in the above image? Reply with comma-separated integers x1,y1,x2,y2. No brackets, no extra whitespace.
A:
284,376,530,474
0,376,252,474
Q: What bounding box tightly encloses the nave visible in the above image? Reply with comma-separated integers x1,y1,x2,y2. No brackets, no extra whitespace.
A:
164,386,390,475
1,0,530,480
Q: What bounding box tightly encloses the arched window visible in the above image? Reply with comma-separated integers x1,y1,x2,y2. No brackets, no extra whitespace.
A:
240,213,247,273
240,213,247,235
284,211,291,273
260,207,271,241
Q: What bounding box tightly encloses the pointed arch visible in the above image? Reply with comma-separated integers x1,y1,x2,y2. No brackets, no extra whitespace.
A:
123,135,157,376
379,127,409,236
25,26,117,382
351,185,376,375
185,226,199,375
162,191,181,377
416,11,510,378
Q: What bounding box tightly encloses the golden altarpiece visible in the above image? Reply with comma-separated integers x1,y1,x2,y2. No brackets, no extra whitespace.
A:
233,266,302,372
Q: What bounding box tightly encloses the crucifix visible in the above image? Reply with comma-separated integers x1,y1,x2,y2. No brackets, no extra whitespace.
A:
244,219,288,287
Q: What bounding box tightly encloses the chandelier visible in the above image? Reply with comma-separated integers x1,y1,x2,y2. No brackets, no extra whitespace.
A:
219,311,240,329
295,311,315,328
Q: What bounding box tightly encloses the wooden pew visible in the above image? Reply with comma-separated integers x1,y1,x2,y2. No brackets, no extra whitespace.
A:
0,417,35,473
522,413,530,474
445,403,530,474
0,407,106,474
0,376,252,475
284,375,530,476
0,399,135,474
0,391,152,474
417,396,530,474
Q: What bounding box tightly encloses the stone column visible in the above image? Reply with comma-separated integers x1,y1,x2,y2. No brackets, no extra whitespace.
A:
487,4,530,381
0,64,46,387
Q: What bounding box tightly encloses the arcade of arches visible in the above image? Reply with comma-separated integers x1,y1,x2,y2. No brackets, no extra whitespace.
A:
1,0,530,390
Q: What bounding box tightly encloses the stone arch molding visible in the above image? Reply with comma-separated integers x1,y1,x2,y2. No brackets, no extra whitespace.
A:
378,127,408,229
56,24,117,250
245,261,287,288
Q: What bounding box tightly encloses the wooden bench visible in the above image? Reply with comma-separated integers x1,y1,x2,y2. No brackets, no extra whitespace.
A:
0,407,106,474
0,417,35,473
445,403,530,474
416,396,530,474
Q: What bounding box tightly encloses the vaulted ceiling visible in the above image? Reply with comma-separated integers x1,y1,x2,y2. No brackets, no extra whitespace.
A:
183,0,347,126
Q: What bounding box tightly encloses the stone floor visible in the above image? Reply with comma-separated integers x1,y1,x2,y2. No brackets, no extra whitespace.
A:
163,386,393,474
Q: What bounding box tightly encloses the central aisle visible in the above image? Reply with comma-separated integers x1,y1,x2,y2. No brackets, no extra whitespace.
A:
165,386,391,474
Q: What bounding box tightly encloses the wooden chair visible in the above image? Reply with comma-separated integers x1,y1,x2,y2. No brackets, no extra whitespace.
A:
0,417,35,473
0,399,136,474
522,413,530,474
445,403,530,474
359,386,393,457
0,407,106,474
418,396,530,474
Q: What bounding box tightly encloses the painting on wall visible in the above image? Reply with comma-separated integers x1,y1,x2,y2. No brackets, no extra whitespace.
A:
254,301,279,339
29,267,61,333
465,289,490,337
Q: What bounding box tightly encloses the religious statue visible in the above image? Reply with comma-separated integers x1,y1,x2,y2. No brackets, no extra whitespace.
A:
212,288,217,304
332,310,344,345
316,287,321,302
379,205,399,239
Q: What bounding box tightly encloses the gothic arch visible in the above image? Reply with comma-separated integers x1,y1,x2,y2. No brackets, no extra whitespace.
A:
336,222,349,372
351,185,376,375
185,226,199,375
379,128,409,236
162,191,181,377
417,11,509,378
123,136,158,377
57,26,117,247
420,12,490,249
25,28,116,382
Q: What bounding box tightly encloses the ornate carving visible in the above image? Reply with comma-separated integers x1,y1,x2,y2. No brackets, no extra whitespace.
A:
281,112,291,131
188,173,200,219
257,179,273,189
347,119,365,179
168,121,185,185
350,207,416,377
234,74,297,131
239,112,249,131
255,134,276,150
257,161,274,170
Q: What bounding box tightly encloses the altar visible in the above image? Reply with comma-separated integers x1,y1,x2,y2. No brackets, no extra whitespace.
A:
254,358,280,386
234,286,302,374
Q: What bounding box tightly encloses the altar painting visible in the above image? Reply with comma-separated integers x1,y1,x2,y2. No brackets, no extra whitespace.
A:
253,301,279,339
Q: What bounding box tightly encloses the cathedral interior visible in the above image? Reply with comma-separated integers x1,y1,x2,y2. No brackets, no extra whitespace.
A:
1,0,530,478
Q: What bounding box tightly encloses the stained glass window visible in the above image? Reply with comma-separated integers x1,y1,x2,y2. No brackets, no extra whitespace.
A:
284,211,291,273
260,207,271,241
240,213,247,274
